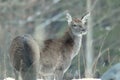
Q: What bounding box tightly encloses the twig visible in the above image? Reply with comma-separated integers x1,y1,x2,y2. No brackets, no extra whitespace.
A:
93,31,109,75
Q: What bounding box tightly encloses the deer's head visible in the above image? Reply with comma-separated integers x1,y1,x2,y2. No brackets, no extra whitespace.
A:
66,13,90,37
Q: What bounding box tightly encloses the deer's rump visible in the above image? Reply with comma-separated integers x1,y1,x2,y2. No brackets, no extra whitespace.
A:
9,35,37,72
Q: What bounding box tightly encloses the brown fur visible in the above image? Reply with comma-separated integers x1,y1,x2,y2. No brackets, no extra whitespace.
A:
40,30,74,73
37,13,89,79
38,26,83,80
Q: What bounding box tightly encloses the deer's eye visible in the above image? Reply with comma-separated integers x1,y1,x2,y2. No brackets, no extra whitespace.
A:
72,24,78,29
72,24,77,27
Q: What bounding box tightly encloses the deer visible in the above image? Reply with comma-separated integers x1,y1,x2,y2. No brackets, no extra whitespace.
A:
9,12,90,80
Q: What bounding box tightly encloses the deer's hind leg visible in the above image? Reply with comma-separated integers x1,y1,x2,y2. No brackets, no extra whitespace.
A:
14,69,19,80
21,69,37,80
54,69,64,80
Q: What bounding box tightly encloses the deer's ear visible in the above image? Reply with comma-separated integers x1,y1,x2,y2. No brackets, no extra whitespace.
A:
66,13,72,24
81,13,90,25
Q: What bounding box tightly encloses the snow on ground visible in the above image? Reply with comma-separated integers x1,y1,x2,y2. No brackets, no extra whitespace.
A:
3,77,101,80
3,77,14,80
3,77,44,80
72,78,101,80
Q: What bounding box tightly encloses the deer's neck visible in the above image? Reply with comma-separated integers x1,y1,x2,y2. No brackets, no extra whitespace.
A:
62,30,83,59
72,35,82,59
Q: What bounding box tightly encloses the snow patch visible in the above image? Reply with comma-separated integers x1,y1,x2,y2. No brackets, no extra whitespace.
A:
3,77,44,80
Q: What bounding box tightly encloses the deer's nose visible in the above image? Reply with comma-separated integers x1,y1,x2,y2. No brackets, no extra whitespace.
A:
81,28,86,32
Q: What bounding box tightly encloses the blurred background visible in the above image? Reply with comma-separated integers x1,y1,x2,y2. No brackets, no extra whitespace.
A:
0,0,120,80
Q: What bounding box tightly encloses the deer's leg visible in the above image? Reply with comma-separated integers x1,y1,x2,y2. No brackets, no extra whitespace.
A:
54,69,64,80
21,65,37,80
14,69,19,80
43,76,54,80
21,72,37,80
21,70,37,80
